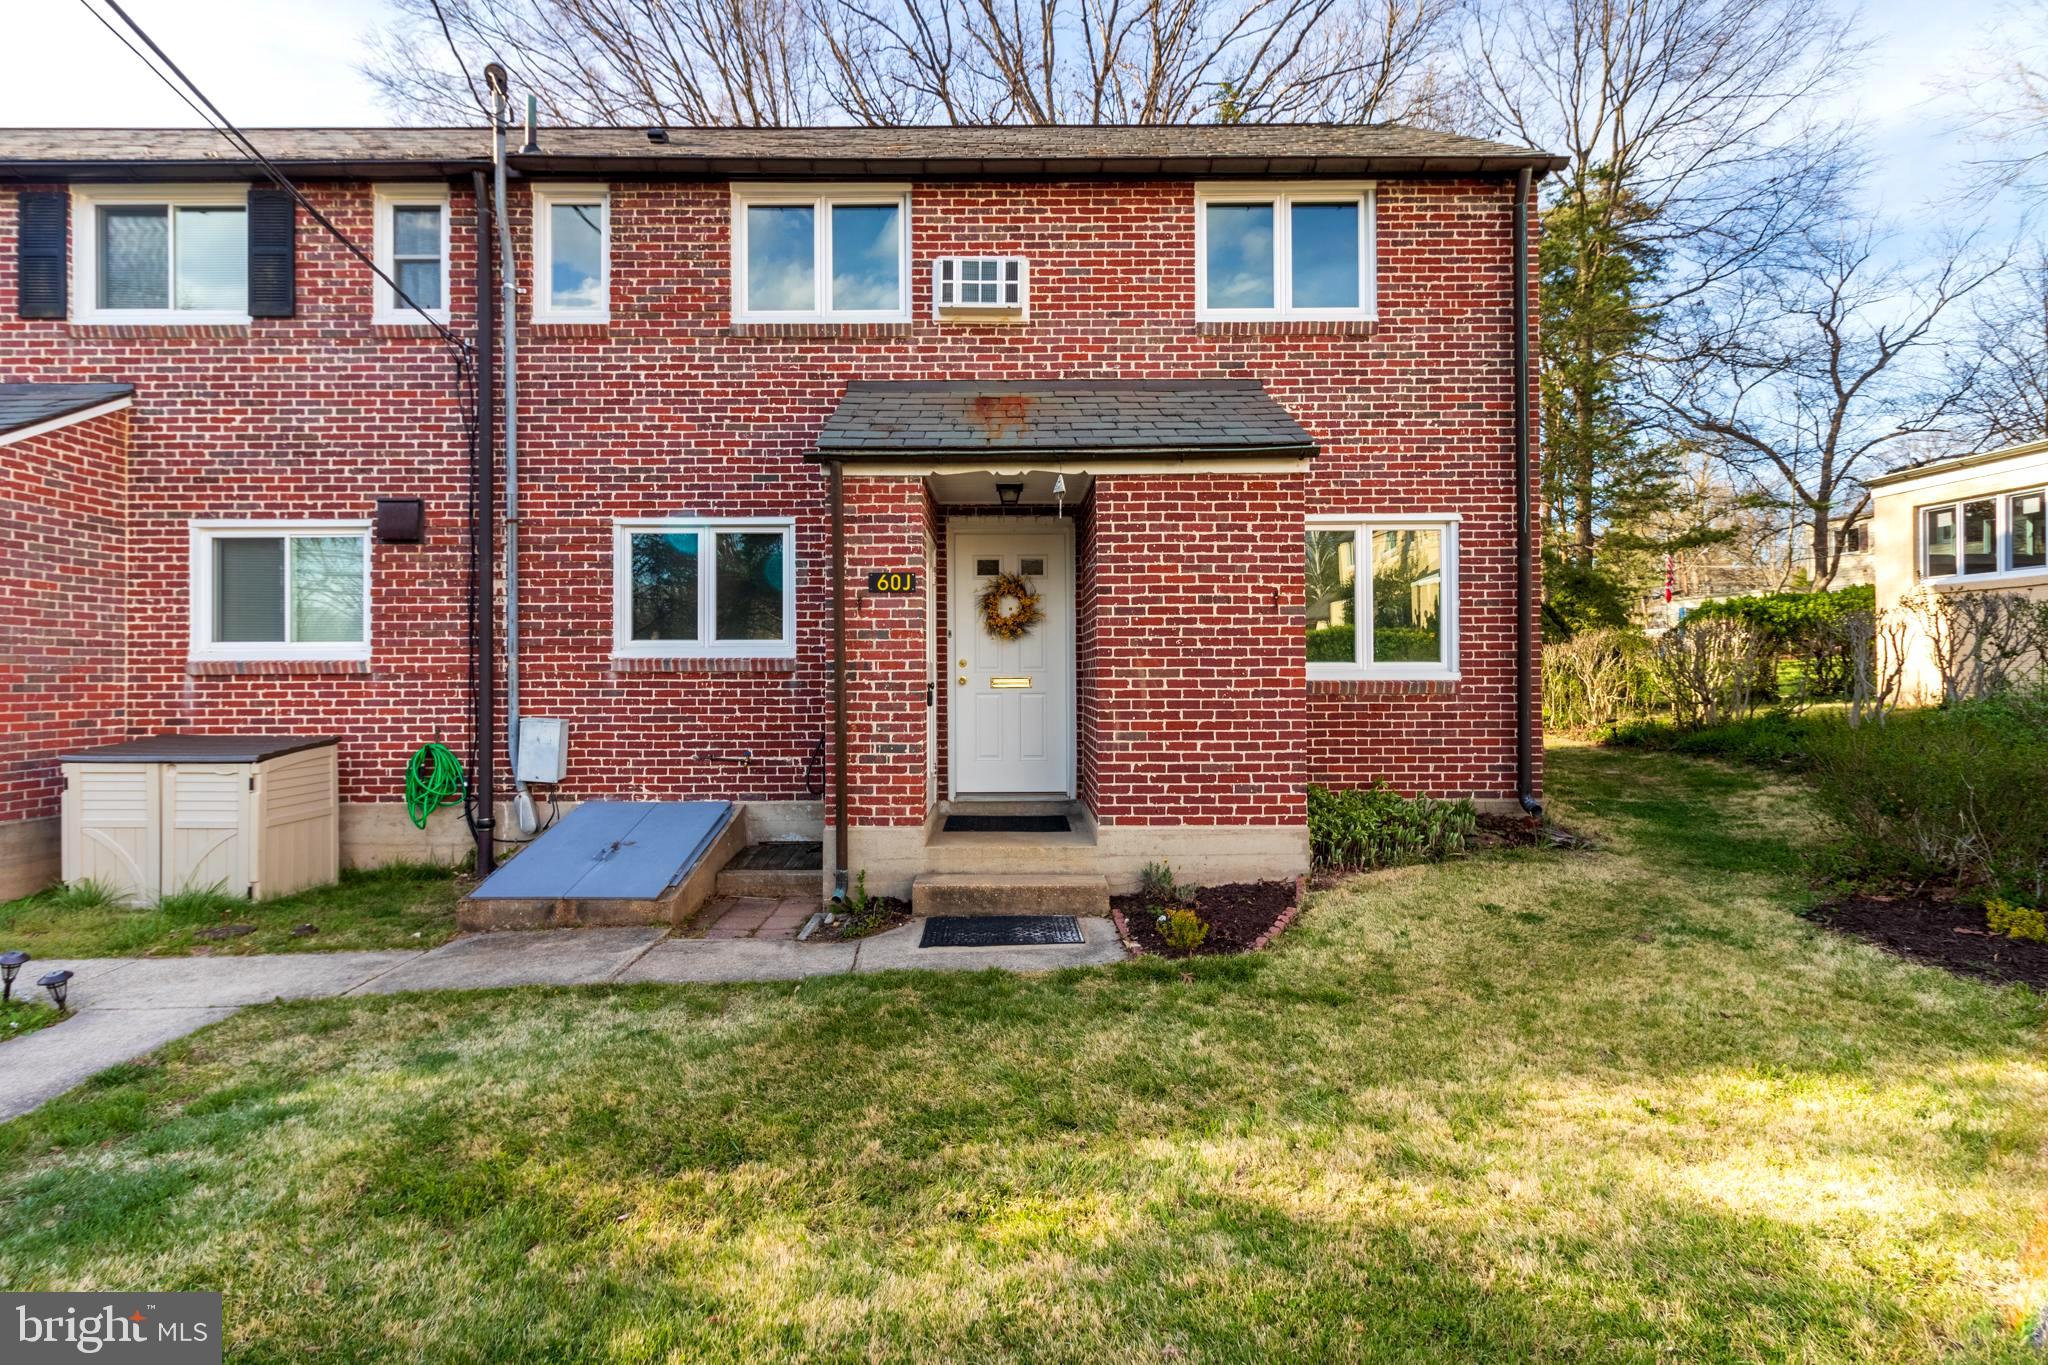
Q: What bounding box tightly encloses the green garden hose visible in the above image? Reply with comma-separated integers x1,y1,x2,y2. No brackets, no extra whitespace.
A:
405,742,467,829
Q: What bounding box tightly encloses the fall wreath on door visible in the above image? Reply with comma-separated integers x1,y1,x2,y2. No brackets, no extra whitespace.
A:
978,571,1042,641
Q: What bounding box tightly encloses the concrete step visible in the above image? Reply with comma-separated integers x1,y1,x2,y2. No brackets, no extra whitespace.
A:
715,867,821,897
911,872,1110,918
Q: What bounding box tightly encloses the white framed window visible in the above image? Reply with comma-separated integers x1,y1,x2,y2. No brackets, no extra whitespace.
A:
532,184,610,323
373,185,450,325
189,521,371,662
72,184,250,325
731,184,911,323
934,256,1028,317
1195,182,1375,322
613,518,797,659
1919,488,2048,581
1305,515,1458,679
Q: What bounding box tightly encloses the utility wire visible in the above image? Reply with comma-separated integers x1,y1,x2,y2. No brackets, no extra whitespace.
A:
83,0,476,353
428,0,493,117
81,0,497,839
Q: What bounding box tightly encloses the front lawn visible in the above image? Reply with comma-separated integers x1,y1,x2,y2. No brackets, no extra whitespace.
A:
1,745,2043,1361
0,862,464,958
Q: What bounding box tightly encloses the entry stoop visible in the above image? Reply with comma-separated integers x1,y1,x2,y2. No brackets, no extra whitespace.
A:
911,872,1109,918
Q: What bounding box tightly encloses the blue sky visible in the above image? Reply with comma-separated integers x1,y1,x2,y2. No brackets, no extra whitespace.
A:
0,0,2025,236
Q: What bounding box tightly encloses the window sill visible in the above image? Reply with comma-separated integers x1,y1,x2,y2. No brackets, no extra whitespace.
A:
611,655,798,674
729,321,916,339
1308,676,1458,697
1920,569,2048,590
72,321,251,339
371,318,450,334
1198,319,1378,338
187,658,372,677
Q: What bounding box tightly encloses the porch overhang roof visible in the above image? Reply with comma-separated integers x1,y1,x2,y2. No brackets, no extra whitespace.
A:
811,380,1317,470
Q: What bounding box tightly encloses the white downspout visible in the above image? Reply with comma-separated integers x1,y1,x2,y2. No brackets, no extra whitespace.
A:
491,87,533,834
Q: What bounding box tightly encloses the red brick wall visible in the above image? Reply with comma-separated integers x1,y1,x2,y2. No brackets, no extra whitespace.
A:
0,408,128,824
1087,476,1305,824
834,477,930,826
0,172,1538,820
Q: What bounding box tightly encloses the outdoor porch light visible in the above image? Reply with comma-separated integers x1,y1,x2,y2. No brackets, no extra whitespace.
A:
0,951,26,1002
37,969,72,1014
995,482,1024,506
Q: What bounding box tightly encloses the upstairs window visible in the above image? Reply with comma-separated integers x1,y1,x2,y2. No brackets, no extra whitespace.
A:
1196,184,1374,322
190,522,370,662
373,186,450,324
732,185,910,323
533,185,610,323
613,518,796,659
1305,517,1457,679
75,186,248,324
1920,488,2048,580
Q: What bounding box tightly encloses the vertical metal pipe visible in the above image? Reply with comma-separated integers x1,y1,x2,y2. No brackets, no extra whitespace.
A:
472,169,498,870
493,85,530,833
829,460,850,895
1513,166,1541,817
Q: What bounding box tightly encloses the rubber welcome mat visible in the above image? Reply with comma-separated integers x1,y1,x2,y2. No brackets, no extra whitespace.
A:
919,915,1085,947
941,814,1072,833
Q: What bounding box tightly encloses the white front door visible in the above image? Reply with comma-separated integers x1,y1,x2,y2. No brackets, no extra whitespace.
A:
951,522,1074,796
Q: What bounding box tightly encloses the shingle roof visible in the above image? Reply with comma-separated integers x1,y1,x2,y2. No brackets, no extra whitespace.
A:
0,123,1564,180
0,382,134,437
815,380,1315,460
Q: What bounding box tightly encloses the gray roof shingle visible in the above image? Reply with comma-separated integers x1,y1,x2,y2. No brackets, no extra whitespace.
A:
815,380,1315,459
0,382,134,436
0,123,1563,180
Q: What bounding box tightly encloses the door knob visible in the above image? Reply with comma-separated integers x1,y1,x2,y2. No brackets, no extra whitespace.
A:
957,658,966,667
957,676,967,685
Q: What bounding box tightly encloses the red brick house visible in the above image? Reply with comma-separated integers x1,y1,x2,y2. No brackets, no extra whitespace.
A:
0,125,1555,902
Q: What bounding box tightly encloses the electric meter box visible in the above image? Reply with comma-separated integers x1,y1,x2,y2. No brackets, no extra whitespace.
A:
516,718,568,783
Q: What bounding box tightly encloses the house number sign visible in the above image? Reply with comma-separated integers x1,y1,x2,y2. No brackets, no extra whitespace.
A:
866,571,919,593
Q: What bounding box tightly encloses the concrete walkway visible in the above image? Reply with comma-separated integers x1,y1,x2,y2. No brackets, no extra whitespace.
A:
0,917,1125,1122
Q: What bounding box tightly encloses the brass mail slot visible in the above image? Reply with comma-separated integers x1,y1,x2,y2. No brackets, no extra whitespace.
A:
989,676,1032,689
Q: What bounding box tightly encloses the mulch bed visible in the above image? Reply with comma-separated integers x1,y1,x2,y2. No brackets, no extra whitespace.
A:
1111,880,1300,957
1812,894,2048,990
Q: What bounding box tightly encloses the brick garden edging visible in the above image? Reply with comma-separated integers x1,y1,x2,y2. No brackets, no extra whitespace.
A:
1110,873,1308,957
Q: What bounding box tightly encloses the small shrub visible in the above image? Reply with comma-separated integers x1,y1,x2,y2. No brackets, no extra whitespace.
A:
1543,628,1659,734
841,870,872,917
1653,618,1763,729
1139,860,1192,907
1986,899,2048,943
1157,907,1210,953
1598,710,1830,768
1808,696,2048,900
1308,782,1476,871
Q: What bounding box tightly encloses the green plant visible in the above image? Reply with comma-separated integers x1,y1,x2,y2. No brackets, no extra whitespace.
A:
1307,783,1477,871
1156,907,1210,953
841,870,873,917
39,879,128,912
1807,695,2048,901
1986,899,2048,943
1138,860,1192,907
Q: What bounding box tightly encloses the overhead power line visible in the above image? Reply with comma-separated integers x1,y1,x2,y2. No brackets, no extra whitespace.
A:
80,0,475,352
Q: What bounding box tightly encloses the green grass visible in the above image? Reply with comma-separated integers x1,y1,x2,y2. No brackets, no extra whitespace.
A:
0,863,465,958
0,994,59,1041
1,745,2045,1361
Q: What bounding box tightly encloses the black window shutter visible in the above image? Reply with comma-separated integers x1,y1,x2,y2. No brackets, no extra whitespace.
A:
17,191,67,319
246,186,295,318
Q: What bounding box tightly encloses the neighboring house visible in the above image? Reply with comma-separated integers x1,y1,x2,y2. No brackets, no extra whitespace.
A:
1868,436,2048,703
0,125,1560,901
1639,511,1875,633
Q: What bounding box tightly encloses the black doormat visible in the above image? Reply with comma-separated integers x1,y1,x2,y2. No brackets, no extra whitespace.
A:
942,814,1072,833
920,915,1084,948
